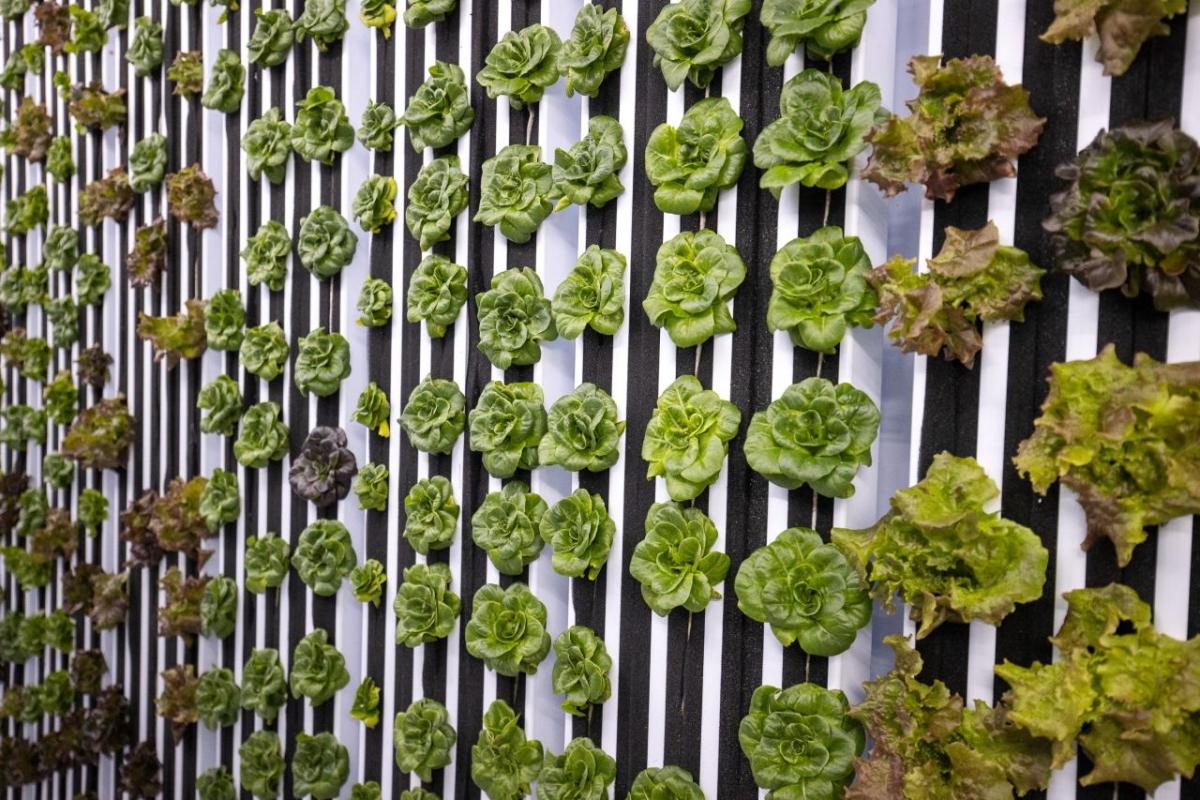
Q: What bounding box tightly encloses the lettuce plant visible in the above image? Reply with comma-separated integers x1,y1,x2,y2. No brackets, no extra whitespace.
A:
1042,0,1185,76
36,1,71,52
402,476,458,554
159,568,209,639
350,558,386,606
234,402,289,468
352,462,389,512
200,576,238,639
138,299,208,366
128,218,167,286
393,562,460,646
761,0,874,65
400,61,474,150
242,108,292,184
47,297,80,349
406,155,470,251
740,683,863,800
737,527,870,656
471,699,544,800
540,383,625,472
201,49,244,113
126,16,163,75
299,206,358,278
630,502,730,615
835,452,1047,638
205,289,244,350
290,629,350,706
248,8,293,67
197,767,235,800
77,253,112,305
156,664,199,743
466,582,550,676
398,375,466,454
477,24,561,109
1014,344,1200,566
550,115,626,211
468,381,547,477
537,737,616,800
1044,120,1200,310
293,0,348,51
745,377,879,497
358,99,400,150
540,489,614,580
551,246,626,339
244,532,290,594
242,220,291,290
864,55,1044,201
767,225,877,353
66,82,127,132
408,254,466,337
477,267,557,367
628,767,704,800
44,225,78,271
472,481,547,575
476,145,554,244
80,168,132,226
166,165,219,229
351,677,381,727
199,468,240,531
292,732,349,800
352,381,391,437
642,374,740,502
72,649,108,694
404,0,454,27
241,649,287,721
46,136,74,182
294,327,351,396
240,321,289,381
90,570,129,629
869,222,1045,367
292,86,354,164
118,741,163,797
552,626,611,717
240,730,284,798
63,396,135,470
359,0,395,35
997,584,1197,792
394,698,456,782
44,371,78,426
6,98,52,162
195,667,240,729
79,488,108,536
168,50,203,96
647,0,751,90
292,519,356,595
559,4,629,97
352,175,398,234
643,229,746,348
646,97,746,215
755,70,884,194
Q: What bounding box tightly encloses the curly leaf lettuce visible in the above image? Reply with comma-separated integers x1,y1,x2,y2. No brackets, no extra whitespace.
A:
399,61,474,151
551,246,626,339
234,401,289,468
540,489,614,580
477,24,562,110
239,730,284,798
241,648,287,721
242,220,291,291
393,562,460,646
402,476,459,554
294,327,351,396
647,0,751,90
407,254,467,337
465,582,550,676
242,108,292,184
406,155,470,251
298,205,358,279
471,699,544,800
539,383,625,472
468,380,547,477
239,322,289,381
244,532,290,594
292,732,349,800
398,375,466,454
476,267,557,368
292,519,356,595
475,144,553,244
290,629,350,707
394,697,456,782
630,502,730,616
646,97,746,215
550,115,627,212
643,229,746,348
471,481,547,576
559,4,629,98
537,737,616,800
552,626,611,717
291,85,354,164
642,374,740,502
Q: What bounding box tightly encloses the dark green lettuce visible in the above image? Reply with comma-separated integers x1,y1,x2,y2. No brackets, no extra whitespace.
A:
399,61,474,151
393,562,459,645
239,321,289,382
293,0,348,51
294,327,351,396
398,375,465,454
471,699,544,800
475,145,553,244
476,267,557,368
406,156,469,251
292,85,354,165
200,49,244,113
468,380,547,478
126,16,163,75
471,481,547,575
537,737,615,800
195,667,240,728
244,532,290,594
407,254,466,337
293,732,349,800
292,518,356,595
643,229,746,348
357,99,400,151
239,730,284,798
242,220,291,290
477,24,562,110
539,383,624,472
241,652,286,720
465,582,550,676
352,175,398,233
402,476,458,555
242,108,292,184
234,402,289,468
551,625,611,716
290,629,350,707
540,489,614,580
205,289,244,350
248,7,293,67
630,502,730,615
550,115,626,212
646,0,751,90
393,698,456,783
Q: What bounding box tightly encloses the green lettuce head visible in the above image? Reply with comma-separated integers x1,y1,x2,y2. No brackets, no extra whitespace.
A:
197,766,235,800
242,220,291,291
77,253,112,306
239,321,290,382
291,85,354,164
643,229,746,348
293,0,348,51
357,99,400,151
476,266,557,368
352,463,389,513
465,582,550,676
471,481,547,576
242,107,293,184
352,175,398,234
350,558,386,606
126,16,163,75
399,61,474,151
195,667,240,729
406,155,469,251
539,383,625,472
239,730,284,798
744,377,879,497
407,254,467,338
834,452,1048,638
294,327,351,396
244,532,290,593
628,767,705,800
552,625,611,717
402,476,459,554
350,677,381,727
740,683,863,800
241,649,287,721
646,0,751,90
767,225,877,353
290,628,350,706
754,70,884,194
398,375,466,454
760,0,875,65
630,502,730,616
642,374,740,502
200,48,244,114
248,8,293,67
736,527,871,656
393,562,460,646
559,4,629,98
353,381,392,437
537,737,616,800
471,699,544,800
44,224,78,271
292,732,349,800
468,380,547,478
394,697,456,783
477,23,562,110
298,205,358,279
233,402,289,469
475,144,554,244
646,97,746,215
403,0,455,27
199,467,240,531
205,288,244,351
200,575,238,639
550,115,627,212
359,0,394,34
540,489,614,580
292,518,356,596
1044,120,1200,311
551,246,626,339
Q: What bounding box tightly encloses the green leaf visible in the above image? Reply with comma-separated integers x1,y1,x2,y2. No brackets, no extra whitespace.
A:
352,462,390,512
46,136,75,182
477,23,562,109
398,374,465,454
239,322,290,382
248,8,293,67
474,145,553,244
241,220,292,290
358,99,400,151
761,0,875,64
76,253,112,306
393,562,460,646
472,481,547,576
744,377,879,497
471,699,544,800
359,0,395,33
205,288,245,351
200,575,238,639
241,649,287,721
199,467,240,531
298,205,358,278
78,488,108,537
44,225,78,271
628,766,705,800
407,254,467,338
351,677,381,727
643,229,745,348
537,737,616,800
352,381,392,437
293,0,348,51
403,0,454,28
292,732,349,799
630,502,730,616
126,16,163,75
394,697,456,783
399,61,474,150
539,383,625,472
642,374,740,502
167,50,203,96
67,5,107,53
551,246,626,339
550,115,627,212
540,488,614,580
239,730,284,798
195,667,240,729
350,557,387,606
552,626,611,717
292,519,356,596
294,326,351,396
646,0,751,90
467,380,546,478
646,97,746,214
244,531,290,594
198,766,236,800
201,48,244,113
43,370,78,426
476,267,557,368
242,107,293,184
402,476,459,555
465,582,550,676
290,629,350,707
406,155,470,250
138,298,208,367
352,175,398,234
234,401,289,468
1042,0,1186,76
559,4,629,98
291,85,354,164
